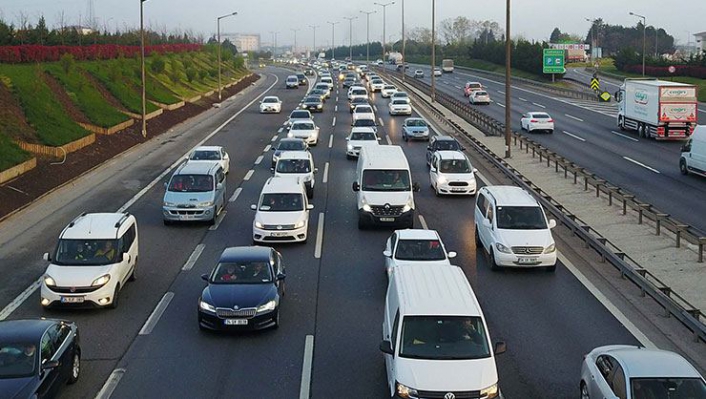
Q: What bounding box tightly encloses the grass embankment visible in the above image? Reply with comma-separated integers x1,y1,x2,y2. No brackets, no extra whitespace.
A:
83,60,161,114
150,52,245,99
0,134,31,171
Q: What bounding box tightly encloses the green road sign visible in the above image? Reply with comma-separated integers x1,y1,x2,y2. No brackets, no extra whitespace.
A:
543,49,565,74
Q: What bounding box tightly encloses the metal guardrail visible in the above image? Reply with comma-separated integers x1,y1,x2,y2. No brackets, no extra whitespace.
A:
379,68,706,343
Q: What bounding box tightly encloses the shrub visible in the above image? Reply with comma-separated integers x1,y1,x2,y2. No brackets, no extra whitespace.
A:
185,67,197,82
59,53,75,74
150,54,166,74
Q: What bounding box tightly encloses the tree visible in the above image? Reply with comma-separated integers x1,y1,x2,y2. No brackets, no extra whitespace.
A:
34,16,49,45
408,27,432,44
550,28,562,43
440,16,472,45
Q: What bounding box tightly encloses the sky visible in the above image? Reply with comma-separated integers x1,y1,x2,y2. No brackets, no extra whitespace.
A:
0,0,703,49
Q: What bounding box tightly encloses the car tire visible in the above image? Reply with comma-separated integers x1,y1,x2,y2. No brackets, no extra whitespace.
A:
109,285,120,309
489,249,501,271
475,226,482,247
357,217,367,230
68,349,80,384
163,219,172,226
403,134,408,142
306,187,314,199
548,129,554,134
580,382,590,399
680,158,689,175
346,154,353,160
433,183,440,197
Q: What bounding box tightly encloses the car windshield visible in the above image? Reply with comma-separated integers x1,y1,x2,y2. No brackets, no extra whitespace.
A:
353,119,376,128
0,342,37,378
263,98,279,103
292,122,315,130
54,239,120,265
393,93,408,98
304,96,321,103
350,132,376,141
290,111,310,119
395,239,446,261
440,159,472,173
189,150,221,161
276,159,311,173
384,85,395,90
168,174,214,192
399,316,491,360
356,107,372,113
467,83,481,89
496,206,548,230
288,78,298,83
277,141,306,151
315,85,328,90
353,90,366,95
630,378,706,399
531,113,551,119
392,100,409,106
434,140,461,151
361,169,411,191
406,119,427,127
476,91,488,96
259,193,305,212
211,261,272,284
352,99,367,105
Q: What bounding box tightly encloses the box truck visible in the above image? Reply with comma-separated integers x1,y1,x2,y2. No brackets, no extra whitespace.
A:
442,59,454,73
616,79,698,140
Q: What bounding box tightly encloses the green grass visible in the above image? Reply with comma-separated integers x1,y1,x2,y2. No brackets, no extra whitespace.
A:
0,64,89,146
0,134,32,171
83,61,159,114
45,64,131,127
597,59,706,101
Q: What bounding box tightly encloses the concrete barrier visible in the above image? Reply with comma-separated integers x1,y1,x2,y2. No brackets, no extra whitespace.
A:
0,157,37,184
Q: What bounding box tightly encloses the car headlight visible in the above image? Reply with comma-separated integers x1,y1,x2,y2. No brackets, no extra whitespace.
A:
437,176,448,185
317,104,322,109
163,201,177,207
481,383,499,399
199,299,216,312
44,275,56,287
257,299,277,313
362,204,372,212
197,201,214,207
401,199,414,213
495,242,512,254
91,274,111,287
287,132,294,138
295,220,306,228
255,221,264,228
396,382,418,399
544,243,556,253
347,144,354,151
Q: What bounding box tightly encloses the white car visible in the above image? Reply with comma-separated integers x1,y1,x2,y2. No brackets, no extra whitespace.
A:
390,91,410,103
259,96,282,113
520,112,555,134
345,127,379,159
383,229,456,277
352,105,375,124
381,85,397,98
348,87,369,101
469,90,491,105
287,120,320,146
369,79,385,92
251,177,314,244
401,117,429,141
285,75,299,88
273,151,317,198
429,151,477,196
413,69,424,78
433,67,442,77
286,109,313,129
389,99,412,116
319,76,334,90
187,145,230,175
581,345,706,399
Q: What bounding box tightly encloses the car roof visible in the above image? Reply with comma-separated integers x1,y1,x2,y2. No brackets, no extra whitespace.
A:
597,346,703,378
287,75,298,79
350,127,377,134
219,246,273,263
435,150,468,161
0,319,58,342
433,135,457,142
192,146,222,152
395,228,441,240
278,137,306,144
404,117,425,123
278,150,312,160
291,119,315,126
392,91,408,96
354,105,373,110
261,176,306,194
60,212,133,240
483,186,538,207
527,112,550,117
290,110,311,116
177,161,221,175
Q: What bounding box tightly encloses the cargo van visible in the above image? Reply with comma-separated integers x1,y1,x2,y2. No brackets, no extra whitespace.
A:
380,265,505,398
680,125,706,177
352,145,419,229
162,161,226,225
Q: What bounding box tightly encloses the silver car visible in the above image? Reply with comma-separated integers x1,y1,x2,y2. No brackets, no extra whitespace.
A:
469,90,491,105
401,118,430,141
286,110,313,130
163,161,226,225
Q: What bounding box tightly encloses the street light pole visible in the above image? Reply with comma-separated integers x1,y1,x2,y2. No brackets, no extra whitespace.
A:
504,0,512,159
374,1,395,60
360,10,376,64
309,25,319,58
291,28,300,57
217,11,237,101
140,0,147,138
327,21,339,59
401,0,406,80
343,17,357,61
629,12,646,76
430,0,436,102
585,18,596,61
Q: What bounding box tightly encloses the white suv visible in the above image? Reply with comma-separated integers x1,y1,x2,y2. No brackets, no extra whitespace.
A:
474,186,558,271
251,177,314,244
41,213,139,309
273,151,317,198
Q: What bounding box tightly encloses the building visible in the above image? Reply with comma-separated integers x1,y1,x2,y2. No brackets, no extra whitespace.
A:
694,32,706,53
221,33,261,52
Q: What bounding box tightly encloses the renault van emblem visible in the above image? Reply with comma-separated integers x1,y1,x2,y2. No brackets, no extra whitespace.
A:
384,203,391,209
70,287,76,293
444,393,455,399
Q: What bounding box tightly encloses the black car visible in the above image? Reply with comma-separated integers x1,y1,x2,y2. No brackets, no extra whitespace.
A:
352,118,378,132
301,96,324,113
0,319,80,399
271,138,309,168
349,97,369,113
304,68,315,76
342,78,356,88
426,136,465,166
198,246,286,331
296,73,308,86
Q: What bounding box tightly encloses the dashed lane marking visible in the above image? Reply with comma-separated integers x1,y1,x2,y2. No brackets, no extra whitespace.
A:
182,244,205,271
611,131,639,142
229,187,243,203
624,156,660,174
244,170,255,181
138,292,174,335
562,131,586,142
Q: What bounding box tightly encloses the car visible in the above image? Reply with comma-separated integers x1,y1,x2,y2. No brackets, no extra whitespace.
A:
369,78,385,92
474,185,558,272
259,96,283,113
41,212,138,308
469,90,491,105
383,229,456,276
345,127,380,159
680,126,706,177
163,161,227,225
433,67,442,77
301,96,324,112
197,246,286,331
580,345,706,399
396,63,409,71
351,117,378,133
429,151,478,196
251,177,314,244
0,319,81,398
313,83,332,98
381,85,397,98
520,112,554,133
287,120,320,146
348,87,368,101
342,78,356,88
319,76,334,90
271,138,308,168
272,151,317,198
296,73,308,85
389,99,412,116
390,91,410,103
401,117,429,141
376,58,384,65
348,97,369,113
285,75,299,88
309,88,329,102
304,68,315,76
463,81,483,96
187,145,230,175
352,105,375,124
413,69,424,78
286,109,313,129
426,135,465,166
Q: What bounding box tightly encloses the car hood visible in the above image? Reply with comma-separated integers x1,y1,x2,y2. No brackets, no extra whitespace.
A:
438,172,476,182
496,228,553,248
0,377,37,399
274,172,312,181
395,356,497,392
163,191,214,205
391,103,412,108
289,130,317,137
361,191,412,207
46,264,115,286
403,125,428,132
255,211,306,226
203,283,275,309
348,140,378,147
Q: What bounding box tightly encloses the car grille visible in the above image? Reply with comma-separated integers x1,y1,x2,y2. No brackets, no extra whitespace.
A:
416,390,481,399
262,224,296,230
49,286,99,294
169,210,205,215
512,246,544,255
215,307,257,318
448,181,469,187
371,205,404,217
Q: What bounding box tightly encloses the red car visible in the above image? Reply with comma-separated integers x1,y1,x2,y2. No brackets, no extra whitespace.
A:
463,81,483,97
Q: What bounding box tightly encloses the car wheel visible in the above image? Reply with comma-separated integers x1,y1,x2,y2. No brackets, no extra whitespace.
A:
163,219,172,226
580,382,590,399
306,187,314,199
68,349,80,384
403,133,408,142
548,129,554,134
346,154,353,160
434,183,440,197
109,285,120,309
357,217,367,230
474,226,482,247
489,249,501,271
680,159,689,175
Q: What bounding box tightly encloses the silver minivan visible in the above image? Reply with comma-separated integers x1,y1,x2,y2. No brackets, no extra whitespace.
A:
680,125,706,177
163,161,226,225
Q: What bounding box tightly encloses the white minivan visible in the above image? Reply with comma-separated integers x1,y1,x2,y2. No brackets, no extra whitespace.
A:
380,264,505,399
680,125,706,177
251,177,314,244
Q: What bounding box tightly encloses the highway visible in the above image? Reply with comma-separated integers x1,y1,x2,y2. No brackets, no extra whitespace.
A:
0,67,644,399
398,64,706,233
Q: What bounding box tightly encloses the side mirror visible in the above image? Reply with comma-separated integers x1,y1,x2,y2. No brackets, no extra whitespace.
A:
43,252,50,262
163,182,168,189
412,182,420,192
427,146,432,150
216,183,224,191
345,137,350,141
270,167,275,174
430,167,437,173
383,250,392,258
123,253,131,263
548,219,557,229
494,341,507,355
276,273,287,280
352,182,360,192
307,204,315,210
271,146,276,151
314,168,319,174
250,204,257,210
42,360,60,370
379,340,394,355
377,137,381,141
201,273,209,282
447,251,457,259
472,168,478,173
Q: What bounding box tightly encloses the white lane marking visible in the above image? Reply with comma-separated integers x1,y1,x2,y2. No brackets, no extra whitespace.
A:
299,335,315,399
328,135,334,148
558,253,655,348
699,108,706,114
562,131,586,142
565,114,584,122
138,292,175,335
182,244,205,271
496,102,506,108
334,105,338,112
255,155,264,165
244,170,255,181
323,162,329,184
385,135,392,145
518,97,528,102
418,214,429,230
94,368,126,399
336,96,339,102
209,211,227,231
532,102,546,109
229,187,243,203
332,117,336,127
271,135,278,142
623,156,660,174
373,105,378,112
611,131,639,142
378,117,385,126
498,90,505,95
314,213,325,259
278,127,284,133
0,278,41,320
454,85,462,89
263,144,271,152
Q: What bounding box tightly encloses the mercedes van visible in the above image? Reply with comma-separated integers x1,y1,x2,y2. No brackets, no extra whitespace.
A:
680,125,706,177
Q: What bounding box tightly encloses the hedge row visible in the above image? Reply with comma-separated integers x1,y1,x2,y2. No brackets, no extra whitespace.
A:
0,44,202,64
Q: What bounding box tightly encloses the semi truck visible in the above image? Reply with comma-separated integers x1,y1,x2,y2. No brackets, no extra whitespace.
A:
616,79,698,140
442,59,454,73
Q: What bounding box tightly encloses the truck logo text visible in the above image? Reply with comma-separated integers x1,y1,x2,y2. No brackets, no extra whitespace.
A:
634,91,649,105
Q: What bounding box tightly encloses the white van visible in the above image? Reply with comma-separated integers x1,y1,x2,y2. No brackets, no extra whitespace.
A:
380,265,505,398
352,145,419,229
680,125,706,177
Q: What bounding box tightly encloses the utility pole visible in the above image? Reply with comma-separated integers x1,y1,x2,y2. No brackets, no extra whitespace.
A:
217,12,238,101
270,31,279,59
504,0,512,158
585,18,597,61
360,10,376,63
309,25,319,57
430,0,436,102
140,0,147,138
343,17,357,61
374,1,395,60
291,28,300,57
401,0,406,81
327,21,339,59
629,12,646,76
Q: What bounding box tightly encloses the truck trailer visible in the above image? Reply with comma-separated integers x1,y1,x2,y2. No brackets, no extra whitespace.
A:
442,59,454,73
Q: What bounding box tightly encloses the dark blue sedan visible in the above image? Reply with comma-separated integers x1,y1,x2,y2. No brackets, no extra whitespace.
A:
198,246,286,331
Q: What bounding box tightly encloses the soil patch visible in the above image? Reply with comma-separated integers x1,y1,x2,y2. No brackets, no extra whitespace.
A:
43,72,92,125
0,84,35,142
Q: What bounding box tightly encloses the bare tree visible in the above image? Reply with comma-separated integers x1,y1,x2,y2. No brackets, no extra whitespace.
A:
408,27,432,44
439,16,472,45
56,10,68,44
16,11,29,44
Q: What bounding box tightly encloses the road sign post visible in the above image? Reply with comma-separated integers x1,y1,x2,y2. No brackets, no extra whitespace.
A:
543,49,565,75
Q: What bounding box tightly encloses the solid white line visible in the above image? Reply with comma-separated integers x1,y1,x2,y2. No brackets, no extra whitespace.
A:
323,162,329,184
209,211,227,231
244,170,255,181
562,131,586,142
623,156,660,174
271,135,278,142
0,278,41,320
532,102,546,109
263,144,271,152
332,117,336,127
299,335,315,399
565,114,584,122
418,215,429,230
496,102,506,108
277,127,283,133
558,253,655,348
94,368,126,399
229,187,243,203
314,213,325,259
518,97,528,102
378,117,385,126
611,131,639,142
255,155,264,165
138,292,175,335
182,244,205,271
328,135,334,148
385,135,392,145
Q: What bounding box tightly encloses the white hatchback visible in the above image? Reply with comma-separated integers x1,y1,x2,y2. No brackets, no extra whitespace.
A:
187,146,230,175
346,127,379,159
381,85,397,98
383,229,456,277
352,105,376,124
520,112,555,134
251,177,314,244
429,151,477,196
273,151,317,198
389,99,412,116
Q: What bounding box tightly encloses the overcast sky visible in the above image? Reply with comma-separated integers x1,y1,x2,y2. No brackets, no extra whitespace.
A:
0,0,702,48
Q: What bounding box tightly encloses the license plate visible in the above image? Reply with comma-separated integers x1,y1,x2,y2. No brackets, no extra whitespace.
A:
379,217,395,222
451,188,466,192
224,319,248,326
270,232,289,237
518,257,537,264
179,215,195,220
61,296,85,304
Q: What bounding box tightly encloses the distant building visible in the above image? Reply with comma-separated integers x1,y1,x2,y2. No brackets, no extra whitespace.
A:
67,25,94,35
694,32,706,53
221,33,260,52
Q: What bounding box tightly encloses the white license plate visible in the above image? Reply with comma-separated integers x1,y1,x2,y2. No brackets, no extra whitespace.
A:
224,319,248,326
379,217,395,222
270,232,290,237
61,296,85,304
179,215,195,220
518,257,538,264
451,188,466,192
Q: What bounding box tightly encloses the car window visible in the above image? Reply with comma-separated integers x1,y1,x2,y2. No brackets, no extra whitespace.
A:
278,141,306,151
168,174,213,192
439,159,472,173
293,122,315,130
496,206,548,230
392,100,408,105
356,106,372,113
54,239,120,266
40,332,55,363
609,363,628,399
259,193,305,212
212,261,273,284
630,378,706,399
361,169,411,191
399,316,490,360
395,239,446,261
391,310,400,351
0,341,38,377
190,150,221,161
435,140,460,151
405,119,426,127
263,98,279,103
532,113,551,119
122,224,136,253
290,111,309,119
476,193,487,215
276,159,312,173
596,355,614,380
354,119,376,128
486,203,494,224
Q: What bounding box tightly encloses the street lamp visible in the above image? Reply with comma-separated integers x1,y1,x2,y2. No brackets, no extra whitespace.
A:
217,11,237,101
504,0,512,159
291,28,300,57
140,0,148,138
309,25,319,58
343,16,357,61
585,18,598,61
270,31,279,59
629,11,646,76
374,1,395,60
430,0,436,102
401,0,406,81
360,10,376,63
327,21,339,60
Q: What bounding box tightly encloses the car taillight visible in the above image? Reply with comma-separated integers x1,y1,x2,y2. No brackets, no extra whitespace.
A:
547,119,554,123
530,119,538,123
